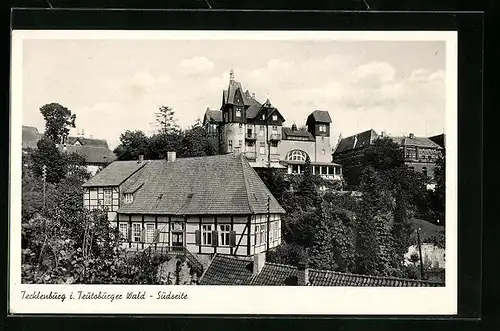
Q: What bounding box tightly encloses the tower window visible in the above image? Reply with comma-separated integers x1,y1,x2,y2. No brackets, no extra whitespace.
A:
261,114,265,120
272,114,278,121
259,142,265,155
228,140,233,152
319,124,327,132
236,109,242,117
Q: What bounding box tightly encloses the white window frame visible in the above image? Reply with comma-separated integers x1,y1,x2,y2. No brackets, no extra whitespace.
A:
202,224,213,245
255,225,260,245
132,223,142,242
274,221,279,240
319,124,327,132
259,125,265,136
236,109,242,117
219,224,231,246
124,193,133,204
286,150,308,162
119,223,129,240
272,114,278,121
259,142,265,155
145,223,155,243
103,189,112,205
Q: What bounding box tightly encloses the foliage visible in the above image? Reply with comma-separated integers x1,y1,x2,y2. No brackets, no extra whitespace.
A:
297,155,321,207
155,105,180,134
30,137,67,183
113,110,219,161
113,130,150,161
40,103,76,143
308,218,336,271
266,243,308,267
363,137,405,171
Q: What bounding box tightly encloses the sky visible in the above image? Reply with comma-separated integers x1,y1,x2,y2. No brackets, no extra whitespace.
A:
22,37,446,150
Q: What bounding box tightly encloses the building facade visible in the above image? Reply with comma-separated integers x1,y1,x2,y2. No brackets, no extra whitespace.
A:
202,70,342,181
82,153,286,257
332,129,444,185
22,125,115,176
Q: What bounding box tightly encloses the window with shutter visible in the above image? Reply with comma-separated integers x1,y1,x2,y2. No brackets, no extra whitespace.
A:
195,230,201,245
132,223,141,242
212,230,219,246
229,231,237,247
219,225,231,246
202,224,212,245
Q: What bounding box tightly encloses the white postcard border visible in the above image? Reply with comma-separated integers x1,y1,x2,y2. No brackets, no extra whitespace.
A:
10,30,458,315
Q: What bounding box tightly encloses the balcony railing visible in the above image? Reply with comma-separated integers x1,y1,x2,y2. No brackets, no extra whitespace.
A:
269,133,282,141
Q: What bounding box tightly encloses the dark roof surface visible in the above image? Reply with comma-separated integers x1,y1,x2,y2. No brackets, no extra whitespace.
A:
66,136,109,148
59,145,116,164
82,160,147,187
308,110,332,123
199,258,444,286
333,129,379,154
428,134,445,148
95,154,285,215
390,136,443,149
22,126,41,149
198,255,254,285
282,127,315,141
204,109,222,123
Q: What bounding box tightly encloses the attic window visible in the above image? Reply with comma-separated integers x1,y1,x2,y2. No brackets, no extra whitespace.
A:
261,114,265,120
272,114,278,121
319,125,327,132
236,109,242,117
124,193,133,204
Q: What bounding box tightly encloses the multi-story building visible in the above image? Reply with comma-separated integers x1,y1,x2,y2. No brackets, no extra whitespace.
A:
202,70,342,181
22,125,116,176
332,129,444,185
82,152,285,257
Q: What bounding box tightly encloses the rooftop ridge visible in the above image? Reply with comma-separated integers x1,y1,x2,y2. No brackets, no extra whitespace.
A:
239,154,255,214
264,261,298,269
309,268,443,285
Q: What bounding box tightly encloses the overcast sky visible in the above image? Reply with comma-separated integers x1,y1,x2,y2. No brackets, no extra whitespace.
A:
22,38,446,149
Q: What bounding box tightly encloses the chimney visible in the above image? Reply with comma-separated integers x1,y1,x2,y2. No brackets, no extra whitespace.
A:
409,133,415,139
167,151,176,162
253,252,266,275
138,154,144,163
297,261,309,286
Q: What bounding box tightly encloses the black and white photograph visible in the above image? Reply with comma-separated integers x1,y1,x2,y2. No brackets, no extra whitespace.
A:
10,30,457,314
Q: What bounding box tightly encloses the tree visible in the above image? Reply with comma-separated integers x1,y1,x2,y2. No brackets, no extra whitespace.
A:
155,106,179,134
179,125,218,158
30,137,66,183
363,137,405,172
297,155,321,207
308,218,336,271
40,103,76,143
113,130,150,161
431,154,446,225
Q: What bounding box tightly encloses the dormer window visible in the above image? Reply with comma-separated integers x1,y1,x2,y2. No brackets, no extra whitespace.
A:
272,114,278,121
236,109,242,117
261,114,265,120
124,193,133,204
319,124,327,132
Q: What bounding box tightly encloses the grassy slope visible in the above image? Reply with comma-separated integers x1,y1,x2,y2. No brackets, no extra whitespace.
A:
408,218,445,243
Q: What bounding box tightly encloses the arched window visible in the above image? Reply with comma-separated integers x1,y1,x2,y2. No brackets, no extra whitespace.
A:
286,150,309,162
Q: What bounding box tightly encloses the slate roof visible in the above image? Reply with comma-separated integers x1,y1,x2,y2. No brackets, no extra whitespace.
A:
199,258,444,286
66,136,110,148
428,134,445,148
333,129,379,155
308,110,332,123
59,145,116,164
87,154,285,215
204,108,222,123
390,136,443,150
282,127,315,141
198,255,254,285
22,126,41,149
82,160,147,187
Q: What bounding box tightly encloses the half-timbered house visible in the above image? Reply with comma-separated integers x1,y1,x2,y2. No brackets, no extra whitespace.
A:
82,152,286,257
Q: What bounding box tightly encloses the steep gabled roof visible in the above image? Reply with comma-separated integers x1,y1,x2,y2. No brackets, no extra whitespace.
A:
198,255,254,285
66,136,109,148
203,108,222,124
22,125,42,149
333,129,379,155
108,154,285,215
82,160,147,187
390,136,443,149
59,145,116,164
308,110,332,123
